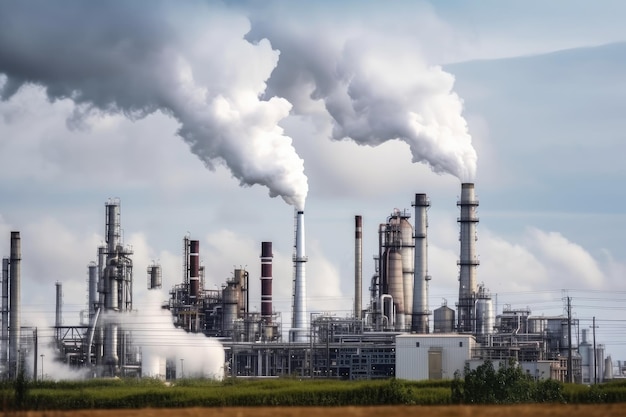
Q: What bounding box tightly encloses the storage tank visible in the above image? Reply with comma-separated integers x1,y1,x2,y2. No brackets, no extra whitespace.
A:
434,303,455,333
222,285,239,336
475,285,494,338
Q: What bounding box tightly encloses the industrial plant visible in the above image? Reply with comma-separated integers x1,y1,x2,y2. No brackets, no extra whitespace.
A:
0,183,617,383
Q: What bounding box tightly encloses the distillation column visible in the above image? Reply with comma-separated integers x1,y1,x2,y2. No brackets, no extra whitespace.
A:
412,194,431,333
457,183,479,333
260,242,274,340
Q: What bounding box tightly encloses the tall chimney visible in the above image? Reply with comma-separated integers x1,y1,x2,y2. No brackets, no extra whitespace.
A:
457,183,479,333
412,193,431,333
291,210,308,342
260,242,273,323
189,240,200,302
55,281,63,330
1,258,8,371
9,231,21,379
354,215,362,320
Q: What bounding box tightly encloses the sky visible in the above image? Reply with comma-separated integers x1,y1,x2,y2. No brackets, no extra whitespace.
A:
1,0,626,372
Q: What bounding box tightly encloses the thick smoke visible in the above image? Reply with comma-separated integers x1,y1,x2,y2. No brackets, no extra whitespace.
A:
246,12,478,182
0,2,308,209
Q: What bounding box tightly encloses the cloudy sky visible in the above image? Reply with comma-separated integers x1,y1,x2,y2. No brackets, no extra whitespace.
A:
1,0,626,366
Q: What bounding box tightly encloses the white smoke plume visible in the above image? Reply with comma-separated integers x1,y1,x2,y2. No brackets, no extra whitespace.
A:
246,10,478,182
0,1,308,209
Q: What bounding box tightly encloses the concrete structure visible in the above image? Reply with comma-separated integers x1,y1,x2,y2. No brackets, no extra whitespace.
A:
395,334,475,380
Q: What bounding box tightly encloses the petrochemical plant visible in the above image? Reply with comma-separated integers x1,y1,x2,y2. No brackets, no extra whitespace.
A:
0,183,617,383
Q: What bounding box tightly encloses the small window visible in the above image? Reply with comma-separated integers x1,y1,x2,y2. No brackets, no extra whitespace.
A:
416,342,420,347
459,341,463,347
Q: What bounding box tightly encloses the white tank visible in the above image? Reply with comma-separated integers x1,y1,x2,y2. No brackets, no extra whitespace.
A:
475,297,494,335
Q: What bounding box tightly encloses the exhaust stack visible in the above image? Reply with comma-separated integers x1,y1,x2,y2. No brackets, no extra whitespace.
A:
1,258,8,372
260,242,273,323
291,210,308,342
457,183,479,333
9,231,20,379
412,193,431,333
354,216,362,320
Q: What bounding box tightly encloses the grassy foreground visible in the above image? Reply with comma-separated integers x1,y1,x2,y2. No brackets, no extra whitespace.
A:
10,404,626,417
3,377,626,411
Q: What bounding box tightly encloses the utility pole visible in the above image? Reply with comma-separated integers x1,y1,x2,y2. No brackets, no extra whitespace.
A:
592,316,597,384
567,297,573,383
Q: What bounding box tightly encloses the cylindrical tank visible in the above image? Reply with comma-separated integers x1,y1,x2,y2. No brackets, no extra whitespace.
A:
475,297,494,336
434,304,455,333
104,323,119,372
387,248,404,330
222,285,239,335
147,264,162,290
528,317,547,334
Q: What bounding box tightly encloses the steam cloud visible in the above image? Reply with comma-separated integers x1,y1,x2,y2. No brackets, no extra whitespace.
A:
0,1,477,209
247,17,478,182
0,2,308,209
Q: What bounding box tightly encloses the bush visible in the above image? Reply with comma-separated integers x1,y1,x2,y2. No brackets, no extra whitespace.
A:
452,359,565,405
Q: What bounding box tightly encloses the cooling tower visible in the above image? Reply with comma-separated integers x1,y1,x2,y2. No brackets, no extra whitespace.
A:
457,183,479,333
260,242,273,322
9,231,20,379
291,210,308,342
354,216,362,320
412,193,430,333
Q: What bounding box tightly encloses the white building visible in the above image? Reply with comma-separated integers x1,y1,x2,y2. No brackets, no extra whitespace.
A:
395,334,475,380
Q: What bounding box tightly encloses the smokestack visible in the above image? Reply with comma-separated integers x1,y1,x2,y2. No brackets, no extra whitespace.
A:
291,210,308,342
457,183,479,333
9,231,21,379
55,281,63,330
189,240,200,301
260,242,273,323
412,193,431,333
1,258,8,371
354,216,362,320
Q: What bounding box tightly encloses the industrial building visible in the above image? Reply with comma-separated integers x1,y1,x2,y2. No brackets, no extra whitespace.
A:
0,182,611,382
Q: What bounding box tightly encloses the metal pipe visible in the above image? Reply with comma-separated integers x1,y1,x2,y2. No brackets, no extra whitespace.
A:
1,258,8,370
457,183,479,333
9,231,21,379
354,216,362,320
291,210,308,342
412,193,430,333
